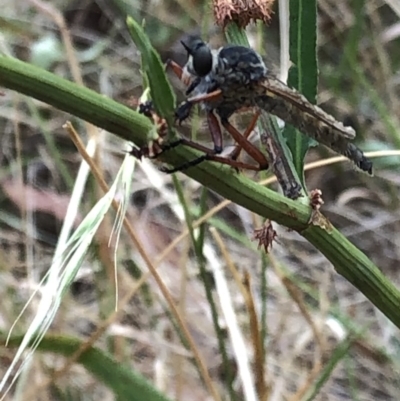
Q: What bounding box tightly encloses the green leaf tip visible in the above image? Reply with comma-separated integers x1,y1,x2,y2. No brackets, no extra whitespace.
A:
126,16,176,125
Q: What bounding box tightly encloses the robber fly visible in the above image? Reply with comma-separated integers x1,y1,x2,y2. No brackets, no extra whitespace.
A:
169,38,373,175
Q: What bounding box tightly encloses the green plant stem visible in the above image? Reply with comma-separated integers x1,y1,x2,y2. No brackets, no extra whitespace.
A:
1,55,400,329
0,55,153,146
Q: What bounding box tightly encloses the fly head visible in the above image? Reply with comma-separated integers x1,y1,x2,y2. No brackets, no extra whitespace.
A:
181,38,213,77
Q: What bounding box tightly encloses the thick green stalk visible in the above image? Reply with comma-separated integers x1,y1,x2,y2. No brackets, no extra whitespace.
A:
0,55,153,145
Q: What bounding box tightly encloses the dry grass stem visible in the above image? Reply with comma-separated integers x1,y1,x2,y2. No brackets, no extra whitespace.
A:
65,122,222,401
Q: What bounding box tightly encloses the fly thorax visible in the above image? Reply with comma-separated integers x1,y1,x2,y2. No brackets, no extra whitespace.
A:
196,45,268,115
213,45,267,88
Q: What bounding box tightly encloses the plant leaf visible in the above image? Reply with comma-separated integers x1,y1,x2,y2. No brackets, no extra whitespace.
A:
4,334,173,401
284,0,318,185
126,16,175,126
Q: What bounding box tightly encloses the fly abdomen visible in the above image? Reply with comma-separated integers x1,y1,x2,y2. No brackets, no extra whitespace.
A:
256,94,349,144
334,142,373,175
255,95,373,175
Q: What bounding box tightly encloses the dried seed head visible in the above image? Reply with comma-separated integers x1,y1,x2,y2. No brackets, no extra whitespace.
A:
213,0,275,28
253,219,277,253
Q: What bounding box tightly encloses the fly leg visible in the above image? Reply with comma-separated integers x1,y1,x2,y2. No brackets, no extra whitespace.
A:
227,110,260,162
161,110,264,173
159,138,264,173
160,109,224,173
166,59,201,95
166,59,184,80
220,117,269,170
175,90,223,123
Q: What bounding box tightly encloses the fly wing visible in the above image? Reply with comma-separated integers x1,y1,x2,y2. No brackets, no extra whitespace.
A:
259,76,356,140
257,76,372,175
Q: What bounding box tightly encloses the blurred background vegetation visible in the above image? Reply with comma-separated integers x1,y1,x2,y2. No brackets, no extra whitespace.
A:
1,0,400,400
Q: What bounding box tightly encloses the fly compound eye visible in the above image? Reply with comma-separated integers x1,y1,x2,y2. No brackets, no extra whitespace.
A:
192,45,212,77
181,39,212,77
